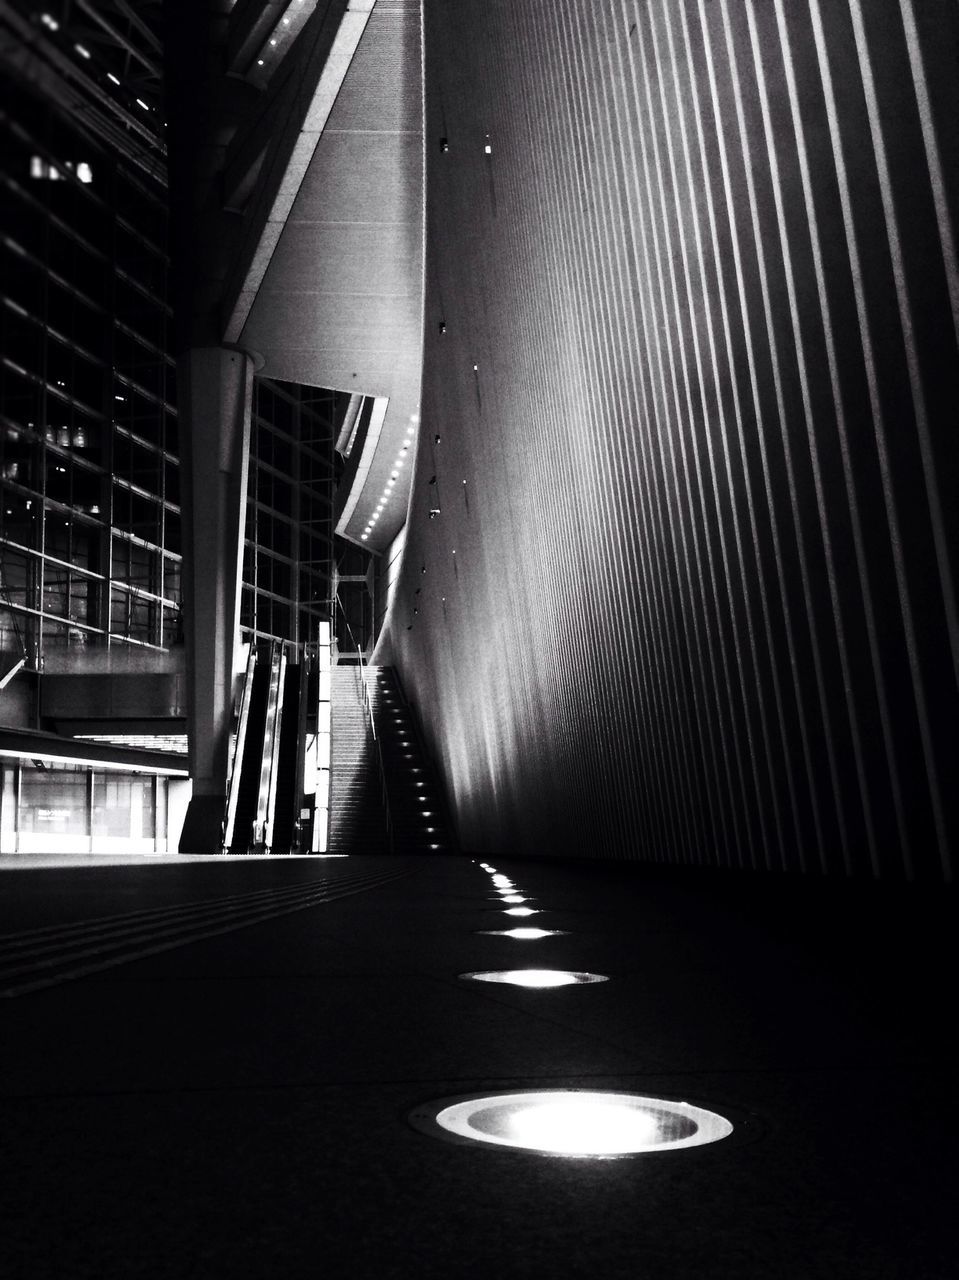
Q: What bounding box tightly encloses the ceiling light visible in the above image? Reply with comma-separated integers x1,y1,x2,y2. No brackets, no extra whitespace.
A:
75,44,90,59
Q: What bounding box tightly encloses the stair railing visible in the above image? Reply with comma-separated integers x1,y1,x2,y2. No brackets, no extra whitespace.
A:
334,595,394,853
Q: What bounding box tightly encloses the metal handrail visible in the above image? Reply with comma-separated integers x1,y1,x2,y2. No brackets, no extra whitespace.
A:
334,594,394,853
222,641,256,848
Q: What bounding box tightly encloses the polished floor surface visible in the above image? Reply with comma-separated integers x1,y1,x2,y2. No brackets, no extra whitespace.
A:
1,854,956,1278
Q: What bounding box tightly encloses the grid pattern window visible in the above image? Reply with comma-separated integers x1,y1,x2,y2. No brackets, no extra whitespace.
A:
0,83,180,663
240,381,338,647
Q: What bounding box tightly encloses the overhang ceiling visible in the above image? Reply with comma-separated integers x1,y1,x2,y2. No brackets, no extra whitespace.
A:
229,0,424,554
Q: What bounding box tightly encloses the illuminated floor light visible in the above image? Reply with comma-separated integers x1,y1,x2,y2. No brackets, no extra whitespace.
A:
459,970,607,988
503,906,538,917
491,875,513,888
500,894,527,904
409,1090,734,1158
477,928,564,940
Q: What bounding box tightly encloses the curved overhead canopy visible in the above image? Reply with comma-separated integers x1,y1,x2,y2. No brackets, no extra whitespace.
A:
224,0,424,553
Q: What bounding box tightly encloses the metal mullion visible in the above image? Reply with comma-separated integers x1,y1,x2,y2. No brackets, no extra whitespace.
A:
292,389,302,646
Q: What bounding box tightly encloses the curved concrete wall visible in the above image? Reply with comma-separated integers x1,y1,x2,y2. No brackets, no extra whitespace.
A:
383,0,959,879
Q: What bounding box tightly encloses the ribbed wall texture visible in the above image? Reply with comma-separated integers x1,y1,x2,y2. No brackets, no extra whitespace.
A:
382,0,959,879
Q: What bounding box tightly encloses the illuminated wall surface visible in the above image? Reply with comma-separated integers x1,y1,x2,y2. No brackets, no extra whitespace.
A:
385,0,959,878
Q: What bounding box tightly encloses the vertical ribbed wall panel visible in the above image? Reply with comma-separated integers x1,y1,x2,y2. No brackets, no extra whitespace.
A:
384,0,959,879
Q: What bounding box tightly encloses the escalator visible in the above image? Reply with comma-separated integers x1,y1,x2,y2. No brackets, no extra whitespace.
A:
222,641,312,854
269,660,303,853
225,642,273,853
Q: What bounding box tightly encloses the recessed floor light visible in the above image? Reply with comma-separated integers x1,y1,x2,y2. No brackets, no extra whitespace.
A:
499,894,527,904
410,1089,734,1158
459,969,607,988
503,907,538,916
477,928,565,940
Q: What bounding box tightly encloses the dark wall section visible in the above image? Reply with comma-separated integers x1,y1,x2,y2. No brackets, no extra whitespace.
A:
384,0,959,879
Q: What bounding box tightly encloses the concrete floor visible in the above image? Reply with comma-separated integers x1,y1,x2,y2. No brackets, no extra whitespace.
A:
1,854,955,1278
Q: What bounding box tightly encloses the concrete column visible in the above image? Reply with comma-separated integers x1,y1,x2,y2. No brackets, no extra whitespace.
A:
178,347,254,853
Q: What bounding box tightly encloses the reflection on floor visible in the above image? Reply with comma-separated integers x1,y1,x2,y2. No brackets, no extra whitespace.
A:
1,853,955,1278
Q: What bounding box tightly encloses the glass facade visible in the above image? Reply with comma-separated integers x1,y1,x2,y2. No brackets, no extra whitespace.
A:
0,78,180,660
0,40,340,670
3,762,170,854
0,6,341,855
240,380,340,647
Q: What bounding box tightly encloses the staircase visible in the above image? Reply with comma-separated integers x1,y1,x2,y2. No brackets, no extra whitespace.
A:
328,664,456,855
329,666,389,853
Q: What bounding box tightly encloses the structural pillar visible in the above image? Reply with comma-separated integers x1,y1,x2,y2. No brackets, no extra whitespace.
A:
178,347,254,853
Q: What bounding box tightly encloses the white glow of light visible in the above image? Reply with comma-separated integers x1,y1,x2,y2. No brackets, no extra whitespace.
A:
77,163,93,184
418,1090,733,1158
479,928,563,940
500,894,526,904
460,970,607,989
107,72,120,85
0,747,186,777
491,874,513,888
504,907,537,917
75,44,90,59
136,98,149,111
41,13,59,30
510,1100,657,1154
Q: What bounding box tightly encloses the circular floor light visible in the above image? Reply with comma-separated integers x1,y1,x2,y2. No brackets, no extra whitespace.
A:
477,927,565,940
409,1089,734,1158
459,969,607,988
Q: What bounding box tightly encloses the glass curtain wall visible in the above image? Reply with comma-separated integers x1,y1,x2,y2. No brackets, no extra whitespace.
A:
240,381,340,648
0,86,180,663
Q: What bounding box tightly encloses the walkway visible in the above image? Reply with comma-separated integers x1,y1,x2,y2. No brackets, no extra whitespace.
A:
1,854,955,1278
